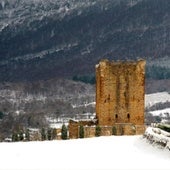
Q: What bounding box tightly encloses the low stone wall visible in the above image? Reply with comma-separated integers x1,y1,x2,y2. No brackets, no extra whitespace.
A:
114,123,136,135
69,120,79,139
135,125,146,135
84,126,96,138
100,126,113,136
83,126,113,138
114,124,145,135
56,128,61,140
29,128,63,141
69,119,97,139
69,120,145,139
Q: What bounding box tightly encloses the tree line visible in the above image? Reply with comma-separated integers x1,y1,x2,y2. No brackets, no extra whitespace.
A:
11,124,119,141
146,65,170,80
72,75,95,84
73,65,170,85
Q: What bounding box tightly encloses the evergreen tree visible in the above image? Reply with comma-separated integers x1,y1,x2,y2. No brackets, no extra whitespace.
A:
112,126,117,135
12,132,18,142
25,129,30,141
41,128,46,141
79,125,84,138
47,128,52,140
95,125,101,137
19,130,24,141
61,124,67,140
0,111,4,119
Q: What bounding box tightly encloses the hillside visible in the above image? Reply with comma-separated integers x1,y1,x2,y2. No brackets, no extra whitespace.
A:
0,0,170,141
0,79,169,119
0,132,169,170
0,79,95,139
0,79,95,115
0,0,170,81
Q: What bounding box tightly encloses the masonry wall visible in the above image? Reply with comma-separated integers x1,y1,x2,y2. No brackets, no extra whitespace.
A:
96,59,146,126
69,123,145,139
69,119,96,139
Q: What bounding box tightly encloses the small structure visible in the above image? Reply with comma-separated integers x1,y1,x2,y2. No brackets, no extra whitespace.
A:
69,59,146,139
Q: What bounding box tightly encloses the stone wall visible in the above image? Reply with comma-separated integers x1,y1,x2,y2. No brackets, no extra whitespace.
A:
68,119,96,139
69,123,145,139
84,126,96,138
96,59,145,126
28,128,63,141
135,125,146,135
56,128,62,140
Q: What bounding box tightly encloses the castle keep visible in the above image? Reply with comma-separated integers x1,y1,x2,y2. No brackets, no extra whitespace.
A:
96,59,145,126
69,59,146,138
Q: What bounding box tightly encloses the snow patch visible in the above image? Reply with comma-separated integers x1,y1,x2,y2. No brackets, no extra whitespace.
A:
72,102,95,108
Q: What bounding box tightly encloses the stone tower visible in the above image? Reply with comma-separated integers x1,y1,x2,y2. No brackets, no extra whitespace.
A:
95,59,146,126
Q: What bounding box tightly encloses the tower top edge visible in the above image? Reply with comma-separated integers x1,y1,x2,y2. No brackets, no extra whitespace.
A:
97,59,146,66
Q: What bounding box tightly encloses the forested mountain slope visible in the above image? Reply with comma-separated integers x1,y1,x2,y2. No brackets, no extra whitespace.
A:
0,0,170,81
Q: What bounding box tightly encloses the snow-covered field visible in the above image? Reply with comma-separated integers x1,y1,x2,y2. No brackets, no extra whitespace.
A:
145,92,170,107
0,133,169,170
145,92,170,122
150,108,170,117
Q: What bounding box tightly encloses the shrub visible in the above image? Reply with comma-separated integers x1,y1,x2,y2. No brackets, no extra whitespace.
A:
61,124,67,140
95,125,101,137
112,126,117,135
25,129,30,141
158,124,170,133
41,128,46,141
47,128,52,140
12,132,18,142
0,111,4,119
79,125,84,138
19,130,24,141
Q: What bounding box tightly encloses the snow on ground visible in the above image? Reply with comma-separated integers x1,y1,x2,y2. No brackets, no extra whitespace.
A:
149,108,170,117
0,134,169,170
145,127,170,145
145,92,170,107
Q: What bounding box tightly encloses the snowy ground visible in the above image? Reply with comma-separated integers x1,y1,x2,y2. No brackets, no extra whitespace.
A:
0,134,170,170
145,92,170,107
145,92,170,122
149,108,170,117
145,126,170,149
